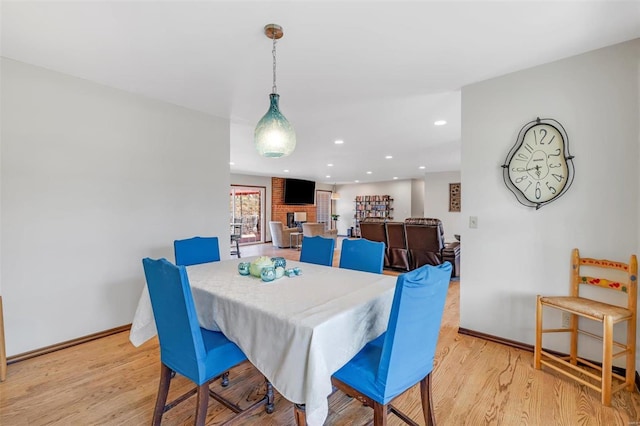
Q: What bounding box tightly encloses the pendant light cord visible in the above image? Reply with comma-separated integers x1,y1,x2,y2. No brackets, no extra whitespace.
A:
272,34,278,94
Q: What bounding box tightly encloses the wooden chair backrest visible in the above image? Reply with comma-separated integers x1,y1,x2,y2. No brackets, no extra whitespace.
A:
571,248,638,311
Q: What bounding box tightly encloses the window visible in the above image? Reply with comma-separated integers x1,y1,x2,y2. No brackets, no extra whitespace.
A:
316,190,331,231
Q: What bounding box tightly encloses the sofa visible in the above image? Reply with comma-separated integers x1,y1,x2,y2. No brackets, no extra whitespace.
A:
301,222,338,241
358,217,460,276
269,221,298,248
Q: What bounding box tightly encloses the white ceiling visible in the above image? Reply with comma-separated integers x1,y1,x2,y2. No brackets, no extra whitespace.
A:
2,1,639,184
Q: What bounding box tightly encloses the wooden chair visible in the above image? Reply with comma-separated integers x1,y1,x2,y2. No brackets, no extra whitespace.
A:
534,248,638,405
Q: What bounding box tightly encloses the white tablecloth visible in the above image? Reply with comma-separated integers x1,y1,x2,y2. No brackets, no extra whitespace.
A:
130,257,396,426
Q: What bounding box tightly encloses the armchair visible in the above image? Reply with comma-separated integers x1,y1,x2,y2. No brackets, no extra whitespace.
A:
301,222,338,241
404,218,460,276
385,221,410,271
269,221,298,248
359,218,389,268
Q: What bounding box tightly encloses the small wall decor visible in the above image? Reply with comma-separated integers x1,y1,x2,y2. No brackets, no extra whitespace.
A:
449,183,461,212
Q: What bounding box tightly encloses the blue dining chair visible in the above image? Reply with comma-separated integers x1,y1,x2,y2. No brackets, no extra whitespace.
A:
142,258,274,425
339,238,385,274
174,236,220,266
330,262,452,426
299,235,335,266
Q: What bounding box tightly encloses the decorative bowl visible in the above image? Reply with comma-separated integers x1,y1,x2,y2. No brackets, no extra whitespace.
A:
261,266,276,282
250,256,274,277
238,262,251,276
271,256,287,269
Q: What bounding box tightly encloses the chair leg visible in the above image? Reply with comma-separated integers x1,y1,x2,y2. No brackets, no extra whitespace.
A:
152,364,172,426
569,313,578,365
626,315,637,392
602,316,613,406
420,374,436,426
265,379,275,414
195,383,210,426
293,403,306,426
372,401,388,426
534,296,542,369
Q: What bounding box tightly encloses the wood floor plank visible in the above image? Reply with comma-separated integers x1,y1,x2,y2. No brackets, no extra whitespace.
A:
1,241,640,425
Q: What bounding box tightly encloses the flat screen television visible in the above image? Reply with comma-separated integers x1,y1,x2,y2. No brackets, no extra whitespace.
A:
284,178,315,205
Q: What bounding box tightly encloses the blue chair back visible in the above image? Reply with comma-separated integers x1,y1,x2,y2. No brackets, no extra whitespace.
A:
142,258,208,384
377,262,452,400
299,236,335,266
339,238,385,274
174,236,220,266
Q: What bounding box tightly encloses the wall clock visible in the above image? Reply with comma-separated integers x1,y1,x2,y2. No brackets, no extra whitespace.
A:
502,117,575,209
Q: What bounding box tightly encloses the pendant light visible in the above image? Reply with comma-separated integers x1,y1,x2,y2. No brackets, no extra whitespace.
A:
254,24,296,158
331,183,341,200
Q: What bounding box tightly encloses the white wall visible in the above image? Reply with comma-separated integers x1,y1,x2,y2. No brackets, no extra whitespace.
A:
461,39,639,365
424,171,462,241
1,58,231,356
410,179,425,217
333,180,413,236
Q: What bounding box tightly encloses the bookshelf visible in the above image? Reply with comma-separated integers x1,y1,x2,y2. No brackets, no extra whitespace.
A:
354,195,393,237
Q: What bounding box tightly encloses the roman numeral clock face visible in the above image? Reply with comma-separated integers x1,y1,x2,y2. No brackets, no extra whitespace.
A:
502,118,574,209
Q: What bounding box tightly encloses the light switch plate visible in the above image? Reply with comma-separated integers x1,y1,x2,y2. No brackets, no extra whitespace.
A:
469,216,478,229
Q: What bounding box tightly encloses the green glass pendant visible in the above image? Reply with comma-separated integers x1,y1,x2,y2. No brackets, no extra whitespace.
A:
254,93,296,158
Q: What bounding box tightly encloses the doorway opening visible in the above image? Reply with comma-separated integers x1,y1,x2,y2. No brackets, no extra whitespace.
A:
230,185,265,245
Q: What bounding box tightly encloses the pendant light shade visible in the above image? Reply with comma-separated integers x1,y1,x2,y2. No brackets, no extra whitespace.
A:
255,93,296,157
331,184,341,200
255,24,296,158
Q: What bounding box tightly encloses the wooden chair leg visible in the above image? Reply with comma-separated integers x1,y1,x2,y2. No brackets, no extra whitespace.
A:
626,315,637,392
534,296,542,369
293,403,306,426
195,383,209,426
602,316,613,406
152,364,172,426
420,374,436,426
372,401,388,426
569,313,578,365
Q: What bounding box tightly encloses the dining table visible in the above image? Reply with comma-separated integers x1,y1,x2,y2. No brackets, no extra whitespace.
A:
129,256,397,426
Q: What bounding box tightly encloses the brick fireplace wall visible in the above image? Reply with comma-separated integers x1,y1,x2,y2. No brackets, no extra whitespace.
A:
271,177,316,226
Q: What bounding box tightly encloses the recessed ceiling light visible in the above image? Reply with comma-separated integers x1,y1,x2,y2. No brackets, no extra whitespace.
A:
434,120,447,126
354,180,359,183
393,177,398,180
366,171,372,174
283,169,289,173
327,163,333,167
334,140,344,144
326,175,331,178
419,166,426,169
229,162,235,166
385,155,393,159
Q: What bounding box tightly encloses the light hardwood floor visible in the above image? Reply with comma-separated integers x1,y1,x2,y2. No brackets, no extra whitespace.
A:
2,241,640,425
